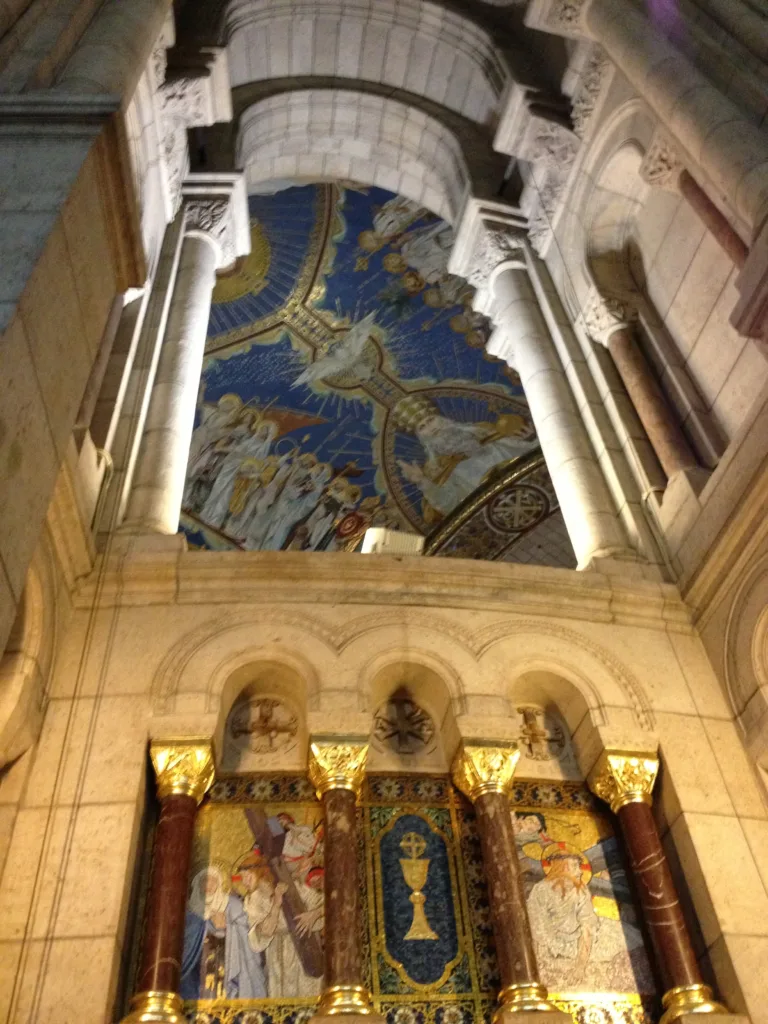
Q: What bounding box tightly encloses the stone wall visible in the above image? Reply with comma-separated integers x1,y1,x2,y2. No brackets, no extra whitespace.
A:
0,550,766,1022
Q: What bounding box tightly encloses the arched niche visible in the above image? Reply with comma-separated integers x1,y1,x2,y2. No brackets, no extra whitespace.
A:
364,655,458,773
217,658,310,773
508,669,591,782
586,140,648,302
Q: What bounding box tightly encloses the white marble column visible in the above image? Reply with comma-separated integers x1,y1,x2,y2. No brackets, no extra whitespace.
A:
450,201,631,569
123,173,249,535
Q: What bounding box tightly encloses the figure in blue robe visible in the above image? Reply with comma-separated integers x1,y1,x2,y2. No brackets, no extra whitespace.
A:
180,867,268,1001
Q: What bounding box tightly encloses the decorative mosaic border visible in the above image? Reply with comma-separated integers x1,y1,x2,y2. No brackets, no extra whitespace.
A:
209,773,597,811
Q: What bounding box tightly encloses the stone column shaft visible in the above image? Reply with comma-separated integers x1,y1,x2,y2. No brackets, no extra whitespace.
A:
679,170,749,270
322,788,364,990
490,267,629,568
122,741,214,1024
615,800,700,990
124,231,217,533
135,793,198,996
586,0,768,233
452,743,566,1022
588,751,727,1024
55,0,173,98
606,327,697,480
474,791,540,987
308,738,380,1022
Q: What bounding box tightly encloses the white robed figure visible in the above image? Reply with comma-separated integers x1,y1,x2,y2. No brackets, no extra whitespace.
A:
526,847,647,990
200,419,278,529
397,406,534,517
245,872,324,997
261,459,332,551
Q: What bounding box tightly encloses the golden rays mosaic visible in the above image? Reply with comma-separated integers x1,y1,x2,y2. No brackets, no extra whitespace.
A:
177,775,659,1024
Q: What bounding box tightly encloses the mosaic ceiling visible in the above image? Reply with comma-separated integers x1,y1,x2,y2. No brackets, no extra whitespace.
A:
181,183,570,561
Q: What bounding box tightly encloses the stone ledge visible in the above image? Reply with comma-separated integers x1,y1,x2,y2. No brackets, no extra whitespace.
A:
74,546,693,632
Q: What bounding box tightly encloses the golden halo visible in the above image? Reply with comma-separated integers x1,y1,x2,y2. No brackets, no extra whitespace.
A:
212,221,271,304
541,842,593,885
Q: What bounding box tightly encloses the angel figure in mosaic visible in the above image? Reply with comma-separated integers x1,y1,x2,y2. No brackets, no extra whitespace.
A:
199,416,278,530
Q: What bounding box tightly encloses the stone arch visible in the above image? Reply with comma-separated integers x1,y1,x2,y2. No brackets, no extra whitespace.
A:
150,610,338,715
237,89,470,222
0,531,60,768
226,0,509,126
557,99,654,309
508,660,606,736
360,647,460,772
724,551,768,764
473,620,654,731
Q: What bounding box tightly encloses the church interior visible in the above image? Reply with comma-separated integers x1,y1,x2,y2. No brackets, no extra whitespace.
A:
1,2,768,1023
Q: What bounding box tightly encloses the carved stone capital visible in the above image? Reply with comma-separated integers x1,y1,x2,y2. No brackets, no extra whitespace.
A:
525,0,592,39
579,290,638,345
308,736,370,798
150,740,215,803
587,749,659,813
182,172,250,269
153,46,233,215
448,198,528,301
495,83,578,165
640,132,684,193
451,741,520,801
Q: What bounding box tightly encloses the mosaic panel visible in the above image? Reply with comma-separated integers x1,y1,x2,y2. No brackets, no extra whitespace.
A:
181,775,659,1024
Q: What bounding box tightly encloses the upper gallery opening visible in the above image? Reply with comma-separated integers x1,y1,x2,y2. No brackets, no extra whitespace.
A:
181,181,575,567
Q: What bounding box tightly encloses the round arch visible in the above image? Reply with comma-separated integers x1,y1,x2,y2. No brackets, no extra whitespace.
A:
226,0,509,127
237,89,470,222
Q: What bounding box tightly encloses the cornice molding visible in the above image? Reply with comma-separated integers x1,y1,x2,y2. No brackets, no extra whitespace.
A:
76,547,692,636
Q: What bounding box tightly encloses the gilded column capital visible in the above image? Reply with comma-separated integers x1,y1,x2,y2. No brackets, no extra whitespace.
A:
308,736,370,798
150,739,215,803
587,749,659,813
451,741,520,801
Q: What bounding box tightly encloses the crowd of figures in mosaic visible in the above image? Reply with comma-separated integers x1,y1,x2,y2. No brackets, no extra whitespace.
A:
181,184,542,556
179,775,657,1024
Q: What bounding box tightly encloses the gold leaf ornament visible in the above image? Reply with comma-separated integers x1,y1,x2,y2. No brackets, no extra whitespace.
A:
588,750,659,813
308,737,370,798
451,741,520,801
150,740,215,803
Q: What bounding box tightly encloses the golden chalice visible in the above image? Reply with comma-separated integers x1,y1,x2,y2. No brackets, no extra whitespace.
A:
399,832,439,941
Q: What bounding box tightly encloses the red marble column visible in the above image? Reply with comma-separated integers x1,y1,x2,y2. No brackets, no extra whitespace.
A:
589,751,727,1024
474,791,551,1010
452,743,564,1022
606,326,698,481
308,738,380,1021
321,788,366,999
679,169,748,270
122,742,214,1024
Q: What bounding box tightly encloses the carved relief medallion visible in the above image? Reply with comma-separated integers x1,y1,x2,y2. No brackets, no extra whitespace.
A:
373,692,436,756
227,695,299,754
